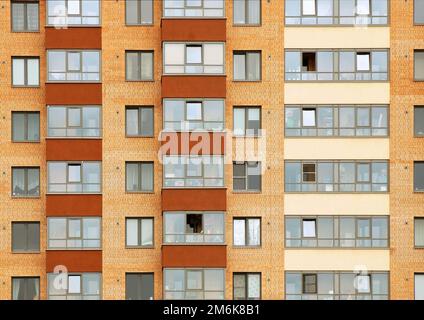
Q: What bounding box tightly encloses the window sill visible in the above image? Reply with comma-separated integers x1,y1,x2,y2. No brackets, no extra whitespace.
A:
12,251,41,254
45,25,101,28
12,30,41,33
232,245,261,249
12,196,41,199
232,135,262,138
125,135,155,138
46,193,102,195
284,24,389,28
46,248,102,251
285,191,389,194
45,81,102,84
125,23,154,27
233,80,262,83
125,79,155,82
233,24,262,27
232,190,262,194
45,137,102,140
125,246,155,249
125,191,155,194
284,136,389,139
284,247,390,250
285,80,390,83
12,85,40,88
12,140,41,143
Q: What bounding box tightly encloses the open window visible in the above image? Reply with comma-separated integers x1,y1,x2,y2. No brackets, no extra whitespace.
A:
302,163,316,183
302,274,317,294
68,164,82,183
302,219,317,238
356,0,370,15
356,52,370,71
355,274,371,294
302,108,316,127
302,0,316,15
186,214,203,234
302,52,316,72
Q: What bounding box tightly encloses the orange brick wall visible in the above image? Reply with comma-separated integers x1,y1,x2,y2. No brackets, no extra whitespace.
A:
390,0,424,300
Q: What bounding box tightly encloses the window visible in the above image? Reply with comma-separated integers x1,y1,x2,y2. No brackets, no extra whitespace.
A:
164,268,225,299
126,0,153,25
164,212,225,243
233,162,262,191
303,274,317,294
164,99,224,131
233,273,261,300
126,273,154,300
286,271,389,300
126,107,154,137
12,222,40,252
415,218,424,247
286,216,389,248
415,162,424,192
163,42,224,75
285,49,388,81
12,277,39,300
47,161,101,193
233,51,261,81
233,218,261,246
163,0,224,17
126,217,154,247
126,51,153,81
415,0,424,24
11,1,39,32
47,106,101,137
12,57,39,86
285,105,388,137
233,107,261,136
126,162,154,192
163,155,224,188
234,0,261,25
285,0,388,25
415,51,424,81
415,106,424,136
48,273,101,300
47,50,100,82
12,112,40,142
285,160,388,192
415,274,424,300
47,0,100,25
12,167,39,197
48,217,101,249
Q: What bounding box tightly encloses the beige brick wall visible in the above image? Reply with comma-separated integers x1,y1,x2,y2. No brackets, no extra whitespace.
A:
0,0,47,300
390,0,424,300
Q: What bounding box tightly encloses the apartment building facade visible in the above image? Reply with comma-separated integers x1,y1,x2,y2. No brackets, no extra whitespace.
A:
0,0,423,300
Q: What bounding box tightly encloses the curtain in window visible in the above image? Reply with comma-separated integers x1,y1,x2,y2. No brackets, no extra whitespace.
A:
12,113,25,141
141,163,153,191
12,169,25,195
27,113,39,140
248,219,260,245
248,274,260,299
234,0,246,24
140,0,153,24
141,219,153,246
12,3,25,31
415,219,424,247
27,59,39,86
415,275,424,300
247,53,260,80
234,54,246,80
234,220,246,245
126,219,138,246
140,53,153,80
12,278,22,300
12,59,25,86
248,0,260,24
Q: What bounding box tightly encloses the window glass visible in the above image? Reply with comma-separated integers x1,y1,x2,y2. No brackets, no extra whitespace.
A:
234,53,246,80
339,52,355,72
286,0,300,16
415,107,424,136
303,0,316,15
68,275,81,294
12,58,24,86
286,273,302,295
302,219,316,237
12,278,40,300
357,53,370,71
234,108,246,135
415,0,424,24
415,51,424,81
285,52,301,73
302,109,316,126
357,0,370,14
415,274,424,300
234,219,246,245
415,162,424,191
247,218,261,245
415,218,424,247
186,46,202,64
126,219,138,246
